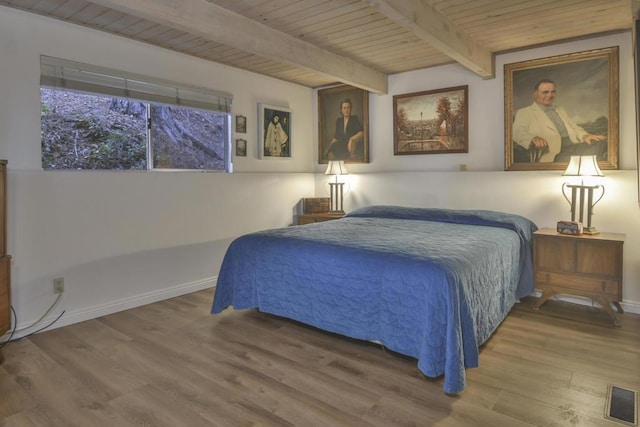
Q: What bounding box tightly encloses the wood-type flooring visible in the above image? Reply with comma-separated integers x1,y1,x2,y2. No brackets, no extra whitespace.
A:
1,289,638,426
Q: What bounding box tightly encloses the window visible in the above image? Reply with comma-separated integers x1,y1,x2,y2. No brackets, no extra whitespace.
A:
40,56,232,171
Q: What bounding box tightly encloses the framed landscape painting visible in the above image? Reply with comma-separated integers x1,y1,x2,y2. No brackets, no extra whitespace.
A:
393,86,468,155
504,47,618,171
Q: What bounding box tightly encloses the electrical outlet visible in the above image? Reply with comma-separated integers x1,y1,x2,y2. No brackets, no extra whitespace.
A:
53,277,65,294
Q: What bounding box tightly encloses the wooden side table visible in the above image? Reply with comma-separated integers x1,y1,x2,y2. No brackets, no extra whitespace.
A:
0,255,10,364
0,160,8,363
532,228,625,326
297,212,345,225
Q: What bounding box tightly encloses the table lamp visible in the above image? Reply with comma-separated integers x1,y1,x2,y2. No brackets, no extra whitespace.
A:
561,155,605,234
325,160,348,213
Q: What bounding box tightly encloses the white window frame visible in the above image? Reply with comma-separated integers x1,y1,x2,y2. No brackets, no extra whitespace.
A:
40,55,233,172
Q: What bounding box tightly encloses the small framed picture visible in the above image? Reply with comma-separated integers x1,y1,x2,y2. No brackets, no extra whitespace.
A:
235,139,246,157
235,115,247,133
258,104,291,159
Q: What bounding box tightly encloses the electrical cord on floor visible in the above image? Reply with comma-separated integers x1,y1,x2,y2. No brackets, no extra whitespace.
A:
14,291,63,333
0,292,66,349
8,309,65,342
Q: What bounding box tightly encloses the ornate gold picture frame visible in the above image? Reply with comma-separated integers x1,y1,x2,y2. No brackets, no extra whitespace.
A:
504,47,619,171
393,85,468,155
318,85,369,164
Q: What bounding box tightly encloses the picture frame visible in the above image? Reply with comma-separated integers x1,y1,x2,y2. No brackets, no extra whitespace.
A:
504,46,619,171
393,85,468,155
235,115,246,133
318,84,369,164
235,138,246,157
258,104,291,159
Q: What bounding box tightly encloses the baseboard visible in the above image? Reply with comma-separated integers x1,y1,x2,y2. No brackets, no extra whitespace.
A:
10,276,217,339
532,290,640,315
622,301,640,315
8,282,638,340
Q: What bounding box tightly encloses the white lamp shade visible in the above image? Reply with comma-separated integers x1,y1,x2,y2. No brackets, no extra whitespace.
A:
325,160,348,176
562,155,604,177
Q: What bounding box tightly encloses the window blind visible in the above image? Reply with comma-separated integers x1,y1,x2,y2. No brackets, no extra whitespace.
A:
40,56,232,113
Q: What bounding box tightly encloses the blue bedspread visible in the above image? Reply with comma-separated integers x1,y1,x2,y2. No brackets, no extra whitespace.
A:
211,205,537,393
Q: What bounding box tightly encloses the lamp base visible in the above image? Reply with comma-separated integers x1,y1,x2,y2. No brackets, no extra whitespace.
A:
582,226,600,235
329,182,344,213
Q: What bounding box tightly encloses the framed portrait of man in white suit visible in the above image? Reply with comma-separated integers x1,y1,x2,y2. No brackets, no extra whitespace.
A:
504,47,618,171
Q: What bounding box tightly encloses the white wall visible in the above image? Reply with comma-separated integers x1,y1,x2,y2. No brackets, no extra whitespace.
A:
316,32,640,310
0,6,316,333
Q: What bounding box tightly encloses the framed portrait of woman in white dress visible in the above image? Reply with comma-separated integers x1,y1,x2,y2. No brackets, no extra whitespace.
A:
259,104,291,159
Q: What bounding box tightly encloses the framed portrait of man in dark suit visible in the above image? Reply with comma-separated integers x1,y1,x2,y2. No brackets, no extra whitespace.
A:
318,85,369,164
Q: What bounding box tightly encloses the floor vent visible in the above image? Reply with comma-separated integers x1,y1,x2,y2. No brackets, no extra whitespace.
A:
605,384,638,426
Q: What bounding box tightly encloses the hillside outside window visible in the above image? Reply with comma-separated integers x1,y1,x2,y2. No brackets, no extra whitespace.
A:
40,56,232,171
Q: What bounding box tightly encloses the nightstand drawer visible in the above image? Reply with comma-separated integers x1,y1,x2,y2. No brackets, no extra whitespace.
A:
536,271,619,298
297,213,344,225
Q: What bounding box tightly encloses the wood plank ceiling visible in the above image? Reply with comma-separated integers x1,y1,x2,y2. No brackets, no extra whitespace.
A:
0,0,634,94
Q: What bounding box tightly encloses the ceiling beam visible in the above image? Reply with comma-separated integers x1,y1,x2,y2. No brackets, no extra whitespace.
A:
87,0,388,93
363,0,494,79
633,0,640,18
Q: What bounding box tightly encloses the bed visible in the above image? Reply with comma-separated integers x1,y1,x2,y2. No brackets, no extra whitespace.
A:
211,205,538,393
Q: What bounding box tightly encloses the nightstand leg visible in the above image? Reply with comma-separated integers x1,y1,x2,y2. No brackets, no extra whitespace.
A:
535,292,621,326
0,348,4,364
533,289,557,310
594,297,621,327
613,301,624,314
593,297,620,326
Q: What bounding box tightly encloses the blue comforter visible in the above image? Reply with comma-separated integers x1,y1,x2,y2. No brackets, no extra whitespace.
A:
211,205,537,393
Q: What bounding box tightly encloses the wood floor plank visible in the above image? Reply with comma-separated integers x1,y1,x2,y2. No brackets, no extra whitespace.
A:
182,336,377,426
101,338,279,426
105,309,366,426
493,389,615,427
27,327,145,401
63,318,133,357
0,339,128,426
491,338,640,389
196,333,383,417
1,404,75,427
0,365,35,419
106,384,217,427
1,289,639,427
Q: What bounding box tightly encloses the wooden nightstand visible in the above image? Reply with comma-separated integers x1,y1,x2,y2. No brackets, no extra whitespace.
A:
297,212,345,225
532,228,625,326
